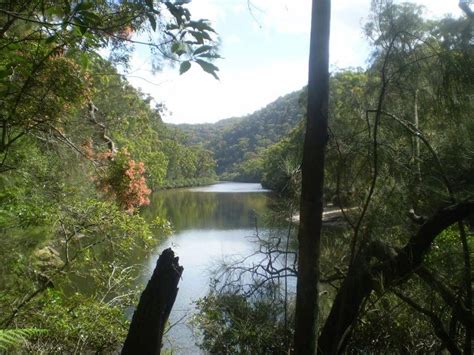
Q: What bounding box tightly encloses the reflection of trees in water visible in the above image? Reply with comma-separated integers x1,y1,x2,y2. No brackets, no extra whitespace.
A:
143,190,271,231
193,217,350,354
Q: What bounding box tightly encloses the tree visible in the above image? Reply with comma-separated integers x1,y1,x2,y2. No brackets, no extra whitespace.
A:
316,2,474,352
0,0,219,171
293,0,331,353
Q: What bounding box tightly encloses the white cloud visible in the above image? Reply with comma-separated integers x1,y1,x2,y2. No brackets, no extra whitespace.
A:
330,0,371,68
123,0,466,124
395,0,462,18
126,56,307,124
187,0,223,25
252,0,311,34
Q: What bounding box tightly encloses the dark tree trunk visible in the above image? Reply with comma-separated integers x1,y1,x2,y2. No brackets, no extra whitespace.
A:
293,0,331,354
318,251,373,354
122,248,183,355
318,202,474,354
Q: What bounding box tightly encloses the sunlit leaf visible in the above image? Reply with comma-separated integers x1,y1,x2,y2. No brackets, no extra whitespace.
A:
171,42,187,56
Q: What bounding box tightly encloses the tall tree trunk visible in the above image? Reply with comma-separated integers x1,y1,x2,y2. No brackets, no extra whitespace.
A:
122,248,183,355
318,202,474,354
293,0,331,354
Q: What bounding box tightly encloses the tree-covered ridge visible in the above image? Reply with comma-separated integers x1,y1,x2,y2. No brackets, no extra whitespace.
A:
175,89,305,181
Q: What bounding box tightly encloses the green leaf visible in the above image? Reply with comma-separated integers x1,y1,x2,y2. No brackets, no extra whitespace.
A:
179,61,191,75
79,52,90,69
165,2,184,27
145,0,154,9
73,16,88,35
4,42,19,51
45,6,65,17
0,69,12,80
0,328,47,351
196,53,221,59
74,2,93,12
195,59,219,80
81,10,101,26
171,42,187,56
181,7,191,21
189,31,204,44
78,24,88,35
187,20,215,33
45,34,57,44
190,30,211,42
147,13,157,31
193,45,212,56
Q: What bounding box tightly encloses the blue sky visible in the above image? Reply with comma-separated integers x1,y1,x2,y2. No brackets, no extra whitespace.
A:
125,0,463,124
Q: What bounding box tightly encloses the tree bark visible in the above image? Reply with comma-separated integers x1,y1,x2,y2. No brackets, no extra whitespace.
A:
122,248,183,355
293,0,331,354
318,202,474,354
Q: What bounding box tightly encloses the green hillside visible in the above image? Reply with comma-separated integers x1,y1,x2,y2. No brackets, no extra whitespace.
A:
173,89,305,181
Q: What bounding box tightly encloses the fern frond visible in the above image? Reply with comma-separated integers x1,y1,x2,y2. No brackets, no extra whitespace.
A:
0,328,46,351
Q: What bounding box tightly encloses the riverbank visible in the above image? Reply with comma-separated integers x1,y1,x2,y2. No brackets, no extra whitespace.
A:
154,177,218,190
290,206,357,225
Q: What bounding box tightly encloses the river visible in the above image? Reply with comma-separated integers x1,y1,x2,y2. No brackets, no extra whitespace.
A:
140,182,273,353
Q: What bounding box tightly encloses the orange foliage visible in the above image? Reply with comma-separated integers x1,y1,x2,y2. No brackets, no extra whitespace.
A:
82,142,151,212
120,159,151,212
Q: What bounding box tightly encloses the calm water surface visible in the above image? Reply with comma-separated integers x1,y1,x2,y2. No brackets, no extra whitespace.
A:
140,182,272,353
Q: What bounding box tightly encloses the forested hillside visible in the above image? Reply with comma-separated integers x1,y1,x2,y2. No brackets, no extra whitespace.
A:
175,89,304,181
83,61,217,190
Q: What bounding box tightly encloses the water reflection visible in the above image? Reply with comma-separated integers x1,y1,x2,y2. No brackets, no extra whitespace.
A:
140,182,272,354
142,183,270,231
188,182,270,193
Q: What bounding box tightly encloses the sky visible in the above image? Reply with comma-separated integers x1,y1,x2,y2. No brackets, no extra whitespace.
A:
124,0,464,125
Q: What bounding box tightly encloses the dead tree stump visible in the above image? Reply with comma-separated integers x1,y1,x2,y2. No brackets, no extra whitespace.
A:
122,248,183,355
